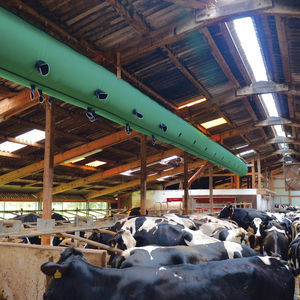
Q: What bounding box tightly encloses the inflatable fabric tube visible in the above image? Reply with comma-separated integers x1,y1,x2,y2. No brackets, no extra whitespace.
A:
0,7,248,176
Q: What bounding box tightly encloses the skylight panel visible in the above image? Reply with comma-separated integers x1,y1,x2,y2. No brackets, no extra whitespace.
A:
0,141,26,153
16,129,45,142
85,160,106,167
232,17,286,140
238,149,255,157
274,125,285,137
233,17,268,82
160,155,179,165
178,97,206,109
261,94,279,117
201,117,227,129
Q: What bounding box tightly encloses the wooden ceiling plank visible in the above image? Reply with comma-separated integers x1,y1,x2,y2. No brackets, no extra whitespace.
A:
162,45,211,99
201,27,240,89
0,130,139,186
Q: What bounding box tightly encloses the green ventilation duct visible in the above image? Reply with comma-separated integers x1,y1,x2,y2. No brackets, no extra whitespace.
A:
0,7,248,176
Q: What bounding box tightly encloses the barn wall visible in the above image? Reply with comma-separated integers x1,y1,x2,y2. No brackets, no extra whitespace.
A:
273,175,300,206
0,243,106,300
131,189,261,211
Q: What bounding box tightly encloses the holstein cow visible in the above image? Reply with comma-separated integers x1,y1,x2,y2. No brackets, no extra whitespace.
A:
87,216,196,250
219,205,274,232
211,227,251,245
109,223,218,251
112,241,258,268
262,225,290,260
41,247,296,300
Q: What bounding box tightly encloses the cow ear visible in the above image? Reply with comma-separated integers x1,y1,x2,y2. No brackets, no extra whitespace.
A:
41,262,70,276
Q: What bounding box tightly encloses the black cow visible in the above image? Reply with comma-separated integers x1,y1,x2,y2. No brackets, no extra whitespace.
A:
112,241,258,268
41,247,295,300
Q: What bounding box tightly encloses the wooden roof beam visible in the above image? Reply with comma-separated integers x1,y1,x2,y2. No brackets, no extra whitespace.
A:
52,147,184,195
120,0,277,64
0,85,18,98
255,117,300,127
236,81,289,96
165,0,211,9
0,130,139,186
0,89,39,122
105,0,149,35
11,117,89,143
85,159,204,199
0,134,44,149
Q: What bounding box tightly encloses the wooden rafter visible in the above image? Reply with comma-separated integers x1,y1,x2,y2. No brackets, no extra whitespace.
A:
12,116,89,143
162,45,211,99
85,159,204,199
0,85,18,98
165,0,211,9
0,89,39,122
0,130,139,186
0,134,44,149
105,0,149,35
52,148,184,195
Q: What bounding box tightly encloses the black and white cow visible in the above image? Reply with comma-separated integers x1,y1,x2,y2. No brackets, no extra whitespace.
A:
112,241,258,268
86,216,197,250
108,223,218,251
262,225,290,260
41,247,296,300
211,227,250,245
219,205,274,232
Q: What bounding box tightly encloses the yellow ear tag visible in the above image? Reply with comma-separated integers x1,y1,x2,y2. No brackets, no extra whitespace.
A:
111,243,115,247
297,274,300,278
38,236,41,238
54,269,62,279
59,237,63,240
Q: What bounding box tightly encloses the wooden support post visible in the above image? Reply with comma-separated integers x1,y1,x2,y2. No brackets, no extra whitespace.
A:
236,175,240,189
257,155,261,189
230,176,234,188
288,190,292,206
42,100,55,245
209,165,213,213
117,51,121,79
183,152,189,215
251,159,255,188
140,135,147,215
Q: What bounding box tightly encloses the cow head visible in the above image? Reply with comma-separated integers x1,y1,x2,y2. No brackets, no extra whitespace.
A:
249,218,264,238
108,229,136,251
219,204,234,219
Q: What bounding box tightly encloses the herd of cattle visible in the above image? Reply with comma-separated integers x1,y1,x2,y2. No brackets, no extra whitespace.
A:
3,205,300,299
